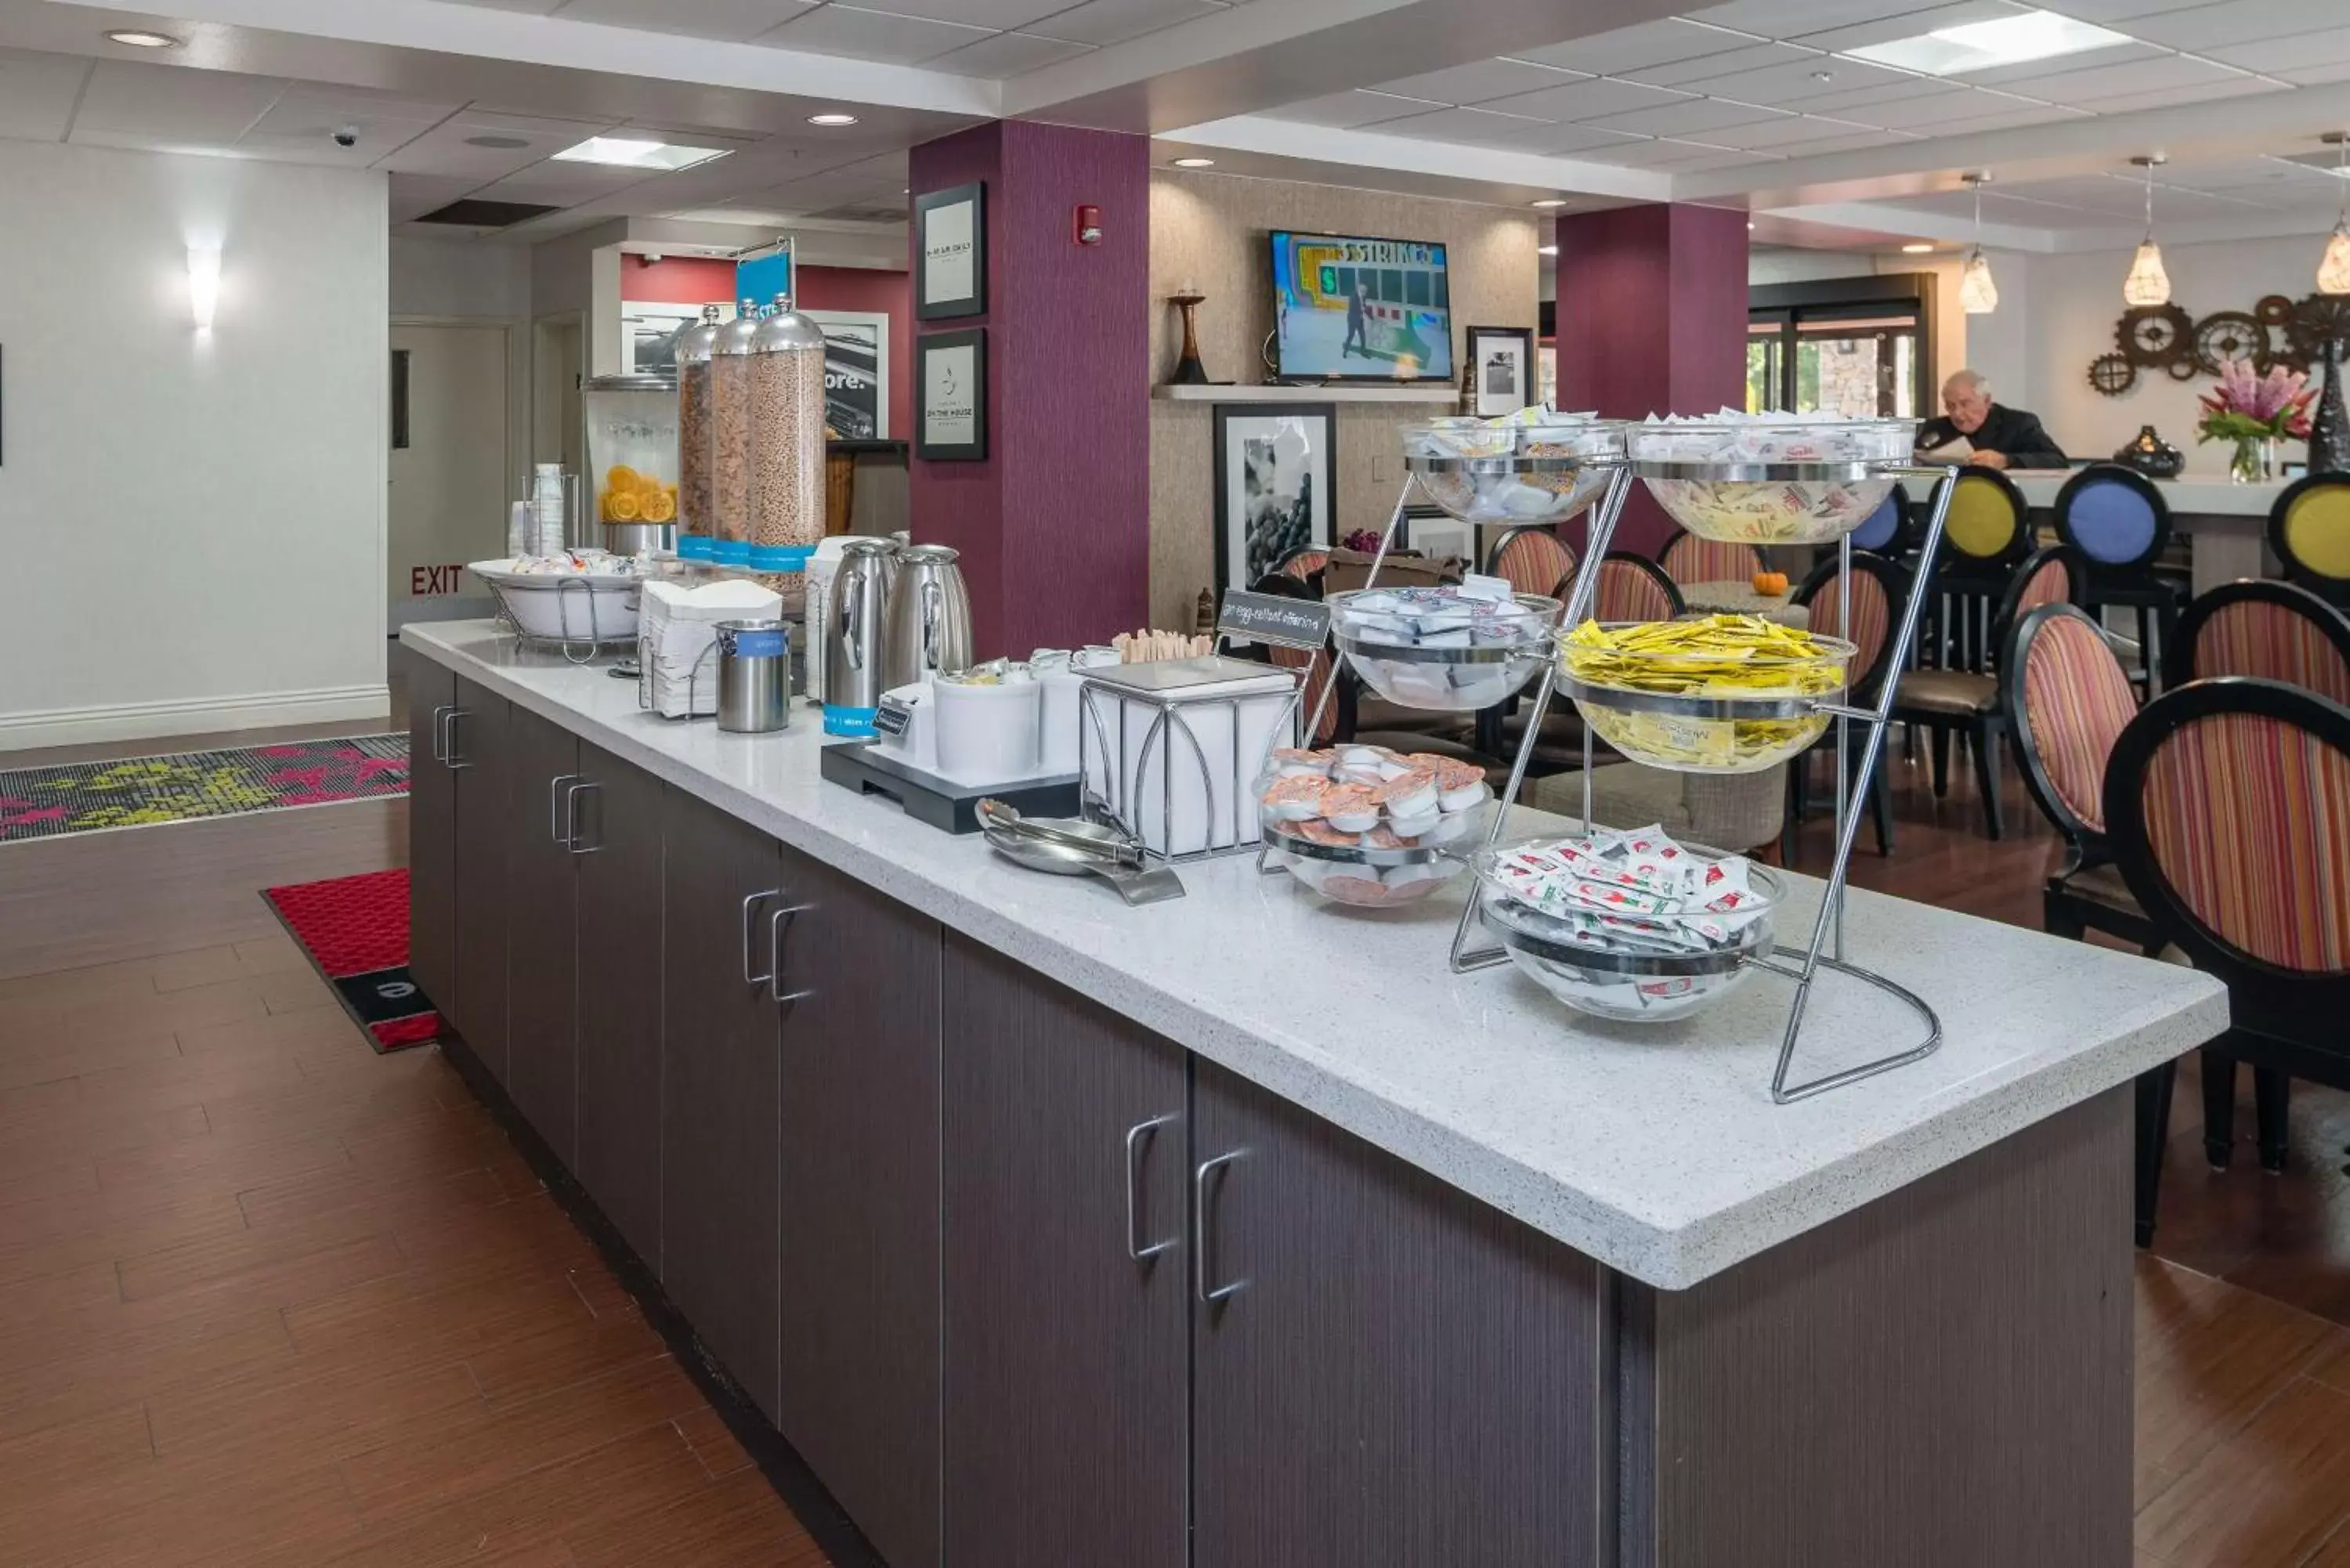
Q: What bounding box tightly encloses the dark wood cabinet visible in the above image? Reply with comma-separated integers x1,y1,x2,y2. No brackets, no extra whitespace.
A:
450,677,513,1081
573,742,664,1270
503,705,580,1165
405,661,457,1019
941,936,1189,1568
1188,1057,1604,1568
776,850,943,1568
659,786,784,1423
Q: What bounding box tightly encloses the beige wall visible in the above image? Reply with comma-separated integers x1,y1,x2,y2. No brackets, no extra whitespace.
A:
1148,169,1541,629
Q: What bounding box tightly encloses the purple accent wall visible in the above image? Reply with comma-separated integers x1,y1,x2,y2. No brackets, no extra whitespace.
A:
1553,203,1749,554
909,122,1151,659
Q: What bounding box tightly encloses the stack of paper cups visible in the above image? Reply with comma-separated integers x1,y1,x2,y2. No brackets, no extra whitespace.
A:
530,464,568,557
506,501,532,560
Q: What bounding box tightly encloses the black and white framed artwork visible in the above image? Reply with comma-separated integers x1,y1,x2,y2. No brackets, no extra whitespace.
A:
916,328,986,461
1213,403,1335,594
914,182,986,321
1466,324,1535,417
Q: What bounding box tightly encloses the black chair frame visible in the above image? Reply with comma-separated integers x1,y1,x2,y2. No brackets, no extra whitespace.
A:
2164,576,2350,693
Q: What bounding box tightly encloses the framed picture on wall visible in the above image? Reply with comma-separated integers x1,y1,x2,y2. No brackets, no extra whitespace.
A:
801,308,891,441
915,182,986,320
1466,325,1535,417
916,328,986,461
1213,403,1335,594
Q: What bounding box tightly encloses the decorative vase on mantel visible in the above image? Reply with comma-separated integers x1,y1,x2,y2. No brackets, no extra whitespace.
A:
2311,338,2350,477
2230,435,2279,486
2113,424,2183,479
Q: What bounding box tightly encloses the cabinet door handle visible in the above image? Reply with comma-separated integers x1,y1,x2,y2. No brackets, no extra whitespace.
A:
1193,1150,1247,1304
565,781,602,854
742,890,780,987
549,774,584,846
1125,1116,1177,1263
768,902,816,1006
428,705,453,764
443,707,472,769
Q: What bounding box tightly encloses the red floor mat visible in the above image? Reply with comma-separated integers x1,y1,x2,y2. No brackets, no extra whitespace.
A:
262,868,441,1053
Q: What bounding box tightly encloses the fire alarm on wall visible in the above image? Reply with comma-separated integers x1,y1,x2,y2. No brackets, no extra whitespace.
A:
1073,204,1102,246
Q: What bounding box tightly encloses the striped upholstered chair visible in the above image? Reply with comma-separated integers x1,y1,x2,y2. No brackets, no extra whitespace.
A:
1783,551,1908,859
1892,544,2084,840
2005,603,2164,956
1593,551,1684,622
2269,472,2350,609
2110,678,2350,1225
2166,579,2350,705
1658,530,1764,592
1485,526,1575,600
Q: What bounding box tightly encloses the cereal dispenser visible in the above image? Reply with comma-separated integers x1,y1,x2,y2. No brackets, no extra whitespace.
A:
673,304,722,562
584,374,680,556
708,298,761,568
747,292,829,575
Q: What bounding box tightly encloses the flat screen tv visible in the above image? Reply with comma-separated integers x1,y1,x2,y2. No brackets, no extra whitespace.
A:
1270,230,1453,382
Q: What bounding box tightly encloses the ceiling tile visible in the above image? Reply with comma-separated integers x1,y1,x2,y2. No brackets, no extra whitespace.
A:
243,93,452,146
389,172,483,221
1798,76,1965,112
0,49,90,143
444,0,568,11
2073,76,2283,112
1527,123,1659,155
73,60,286,143
1699,110,1885,148
473,163,663,203
1478,75,1694,121
2276,58,2350,82
927,29,1094,72
1577,96,1792,135
1372,57,1585,105
2207,25,2350,72
1513,18,1762,75
1659,54,1914,104
1260,89,1444,128
2026,53,2254,103
2110,0,2345,49
1690,0,1975,34
1954,38,2165,85
1901,103,2091,133
2022,0,2214,17
1576,135,1744,167
1838,85,2052,126
1792,0,2030,52
1758,126,1924,154
376,111,619,179
756,4,992,60
555,0,818,39
1026,0,1224,44
1365,104,1568,150
856,0,1068,29
1624,41,1824,86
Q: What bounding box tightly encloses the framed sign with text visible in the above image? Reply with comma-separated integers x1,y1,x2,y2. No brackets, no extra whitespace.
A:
917,328,987,461
915,182,986,321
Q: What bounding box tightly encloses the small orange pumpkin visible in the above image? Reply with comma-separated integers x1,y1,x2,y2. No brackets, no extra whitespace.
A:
1752,569,1789,596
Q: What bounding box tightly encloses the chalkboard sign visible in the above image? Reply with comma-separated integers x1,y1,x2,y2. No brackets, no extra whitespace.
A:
1217,589,1330,651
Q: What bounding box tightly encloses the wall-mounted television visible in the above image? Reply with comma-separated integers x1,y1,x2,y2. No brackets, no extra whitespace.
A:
1271,230,1453,382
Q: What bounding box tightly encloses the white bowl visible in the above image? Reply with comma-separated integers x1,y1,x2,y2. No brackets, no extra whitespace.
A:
470,559,642,645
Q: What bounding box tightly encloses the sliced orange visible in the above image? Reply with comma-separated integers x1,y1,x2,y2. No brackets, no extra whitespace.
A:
606,464,640,492
641,492,676,523
606,490,642,522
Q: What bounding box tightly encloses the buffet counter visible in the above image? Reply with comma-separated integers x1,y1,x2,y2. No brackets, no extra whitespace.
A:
401,618,2225,1568
2011,470,2285,592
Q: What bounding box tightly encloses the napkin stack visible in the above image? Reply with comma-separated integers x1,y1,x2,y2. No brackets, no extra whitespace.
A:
642,579,783,718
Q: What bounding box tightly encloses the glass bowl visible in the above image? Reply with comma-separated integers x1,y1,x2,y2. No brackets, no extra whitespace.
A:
1254,747,1494,908
1472,845,1784,1023
1631,418,1915,544
1329,588,1564,714
1557,622,1854,775
1401,417,1627,527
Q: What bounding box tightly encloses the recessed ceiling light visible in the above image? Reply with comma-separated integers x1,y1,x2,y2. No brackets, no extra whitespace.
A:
807,113,859,128
551,135,730,172
1746,220,1756,230
1847,9,2128,75
1173,157,1216,168
1810,70,1835,81
465,135,531,150
103,28,179,47
1531,197,1567,208
1538,244,1558,256
1900,242,1935,253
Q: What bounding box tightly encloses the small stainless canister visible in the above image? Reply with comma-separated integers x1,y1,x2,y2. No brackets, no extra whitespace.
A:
715,618,790,733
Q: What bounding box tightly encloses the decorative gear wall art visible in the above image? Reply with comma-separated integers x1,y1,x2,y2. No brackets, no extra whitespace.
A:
2088,295,2334,397
2193,311,2269,375
2087,353,2136,396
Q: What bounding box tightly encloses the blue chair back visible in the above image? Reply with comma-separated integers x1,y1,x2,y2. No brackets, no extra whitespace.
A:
1850,484,1908,552
2055,464,2171,571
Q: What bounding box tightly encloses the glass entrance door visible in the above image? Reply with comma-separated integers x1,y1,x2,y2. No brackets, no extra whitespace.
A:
1748,300,1925,417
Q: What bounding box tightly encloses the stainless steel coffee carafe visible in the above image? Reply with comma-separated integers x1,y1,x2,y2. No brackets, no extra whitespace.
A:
822,538,898,733
881,544,974,689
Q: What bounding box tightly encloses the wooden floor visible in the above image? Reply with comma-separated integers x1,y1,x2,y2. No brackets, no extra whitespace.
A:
5,686,2350,1564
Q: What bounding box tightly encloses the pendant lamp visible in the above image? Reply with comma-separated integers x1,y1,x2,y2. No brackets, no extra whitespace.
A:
1958,172,1998,314
2122,154,2170,308
2321,133,2350,296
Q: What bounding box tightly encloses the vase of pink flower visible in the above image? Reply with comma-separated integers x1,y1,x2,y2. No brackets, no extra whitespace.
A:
2198,358,2315,483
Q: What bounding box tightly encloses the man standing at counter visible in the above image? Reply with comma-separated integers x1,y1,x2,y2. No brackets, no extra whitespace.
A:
1914,369,2069,470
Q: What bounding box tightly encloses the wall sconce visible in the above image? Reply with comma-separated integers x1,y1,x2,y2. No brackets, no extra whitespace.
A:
187,246,220,332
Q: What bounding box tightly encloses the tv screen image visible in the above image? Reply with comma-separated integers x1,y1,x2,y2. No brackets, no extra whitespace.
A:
1271,231,1453,381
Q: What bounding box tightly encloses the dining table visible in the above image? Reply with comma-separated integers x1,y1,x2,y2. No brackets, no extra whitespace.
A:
1676,580,1811,628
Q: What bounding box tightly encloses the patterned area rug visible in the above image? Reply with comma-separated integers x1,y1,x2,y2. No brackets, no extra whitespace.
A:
0,735,408,843
262,867,440,1053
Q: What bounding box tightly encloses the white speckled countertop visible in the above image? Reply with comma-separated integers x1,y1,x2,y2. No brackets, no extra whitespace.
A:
404,621,2228,1290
